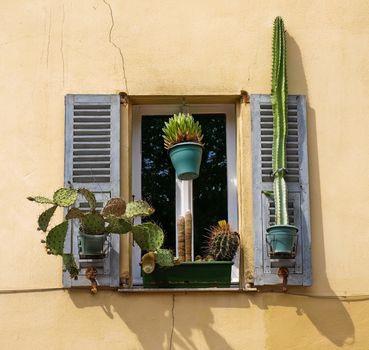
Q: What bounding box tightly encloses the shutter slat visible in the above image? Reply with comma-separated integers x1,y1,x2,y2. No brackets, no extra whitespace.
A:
63,94,120,288
251,94,311,286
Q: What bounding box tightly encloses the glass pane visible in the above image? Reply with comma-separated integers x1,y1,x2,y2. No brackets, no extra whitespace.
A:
193,114,228,257
141,116,176,251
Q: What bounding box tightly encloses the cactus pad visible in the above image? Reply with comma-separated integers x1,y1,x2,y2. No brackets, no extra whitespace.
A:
102,198,126,217
38,205,57,232
66,207,84,220
80,212,105,235
207,220,240,261
105,216,132,234
53,188,78,207
78,188,96,210
125,200,155,219
141,252,156,274
155,249,174,267
63,254,79,279
27,196,54,204
46,221,68,255
132,223,164,251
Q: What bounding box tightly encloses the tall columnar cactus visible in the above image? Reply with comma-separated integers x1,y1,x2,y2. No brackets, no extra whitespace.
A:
271,16,289,226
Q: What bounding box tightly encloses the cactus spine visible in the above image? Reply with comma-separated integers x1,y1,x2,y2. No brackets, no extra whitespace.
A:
271,16,289,226
184,211,192,261
207,220,240,261
177,216,185,262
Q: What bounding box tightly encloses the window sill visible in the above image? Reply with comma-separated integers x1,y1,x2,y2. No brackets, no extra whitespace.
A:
118,285,243,293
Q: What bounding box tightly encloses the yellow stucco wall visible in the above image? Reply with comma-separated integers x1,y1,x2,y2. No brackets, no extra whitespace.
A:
1,0,369,349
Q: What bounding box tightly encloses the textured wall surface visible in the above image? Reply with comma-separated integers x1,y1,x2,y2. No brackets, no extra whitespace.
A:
1,0,369,349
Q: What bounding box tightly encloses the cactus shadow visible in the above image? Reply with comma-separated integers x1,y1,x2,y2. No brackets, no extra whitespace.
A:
253,34,355,347
68,290,251,350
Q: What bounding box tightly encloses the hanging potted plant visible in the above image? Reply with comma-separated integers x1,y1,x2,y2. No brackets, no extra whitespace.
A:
28,188,174,283
162,113,204,180
265,16,298,256
142,219,239,288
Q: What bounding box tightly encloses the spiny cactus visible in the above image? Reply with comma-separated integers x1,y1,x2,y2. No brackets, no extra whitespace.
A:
207,220,240,261
155,249,174,267
78,188,96,210
27,196,54,204
38,205,57,232
46,221,68,255
185,211,192,261
141,252,156,274
125,200,155,219
66,207,84,220
271,16,289,225
177,216,185,262
63,254,79,279
105,216,132,234
80,212,106,235
132,223,164,251
101,198,126,217
53,188,78,207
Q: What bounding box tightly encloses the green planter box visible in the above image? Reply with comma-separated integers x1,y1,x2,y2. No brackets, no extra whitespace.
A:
142,261,233,288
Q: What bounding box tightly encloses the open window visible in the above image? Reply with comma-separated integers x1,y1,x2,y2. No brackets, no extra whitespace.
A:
132,104,239,286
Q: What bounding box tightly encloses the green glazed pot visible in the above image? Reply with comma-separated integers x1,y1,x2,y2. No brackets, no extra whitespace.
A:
78,233,107,258
142,261,233,288
266,225,298,256
169,142,203,180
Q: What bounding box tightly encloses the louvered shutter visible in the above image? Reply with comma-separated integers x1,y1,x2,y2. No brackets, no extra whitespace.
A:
63,94,120,288
251,94,311,286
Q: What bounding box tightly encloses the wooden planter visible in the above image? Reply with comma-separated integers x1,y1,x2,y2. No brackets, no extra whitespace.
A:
142,261,233,288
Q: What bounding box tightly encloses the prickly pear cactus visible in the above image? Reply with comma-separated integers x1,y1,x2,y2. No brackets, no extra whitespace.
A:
105,216,132,234
141,252,156,274
66,207,84,220
102,198,126,217
80,212,105,235
207,220,240,261
46,221,68,255
27,196,54,204
125,200,155,219
155,249,174,267
63,254,79,279
53,188,78,207
38,205,57,232
132,223,164,251
78,188,96,210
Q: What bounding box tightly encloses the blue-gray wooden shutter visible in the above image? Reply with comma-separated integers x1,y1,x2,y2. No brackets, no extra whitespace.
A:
63,94,120,288
251,94,311,286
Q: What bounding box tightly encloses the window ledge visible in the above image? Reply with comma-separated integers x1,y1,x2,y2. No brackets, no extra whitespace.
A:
118,285,244,293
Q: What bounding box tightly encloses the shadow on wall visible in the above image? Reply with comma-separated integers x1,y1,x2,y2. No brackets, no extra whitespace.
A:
68,290,252,350
255,34,355,347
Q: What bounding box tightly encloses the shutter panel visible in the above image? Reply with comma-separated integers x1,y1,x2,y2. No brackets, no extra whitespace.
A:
63,94,120,288
251,94,311,286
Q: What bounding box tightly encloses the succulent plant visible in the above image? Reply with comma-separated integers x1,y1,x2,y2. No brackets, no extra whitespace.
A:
141,252,156,274
271,16,289,226
28,188,174,280
162,113,204,150
80,212,106,235
125,200,155,219
207,220,240,261
155,249,174,267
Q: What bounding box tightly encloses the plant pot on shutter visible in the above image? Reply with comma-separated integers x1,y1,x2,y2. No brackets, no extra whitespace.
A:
162,113,204,180
265,17,298,257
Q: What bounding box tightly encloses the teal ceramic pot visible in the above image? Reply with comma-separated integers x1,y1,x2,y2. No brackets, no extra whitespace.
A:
169,142,203,180
266,225,298,256
78,233,107,258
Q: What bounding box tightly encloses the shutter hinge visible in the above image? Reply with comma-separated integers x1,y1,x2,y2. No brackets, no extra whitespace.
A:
119,92,129,107
240,90,250,104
